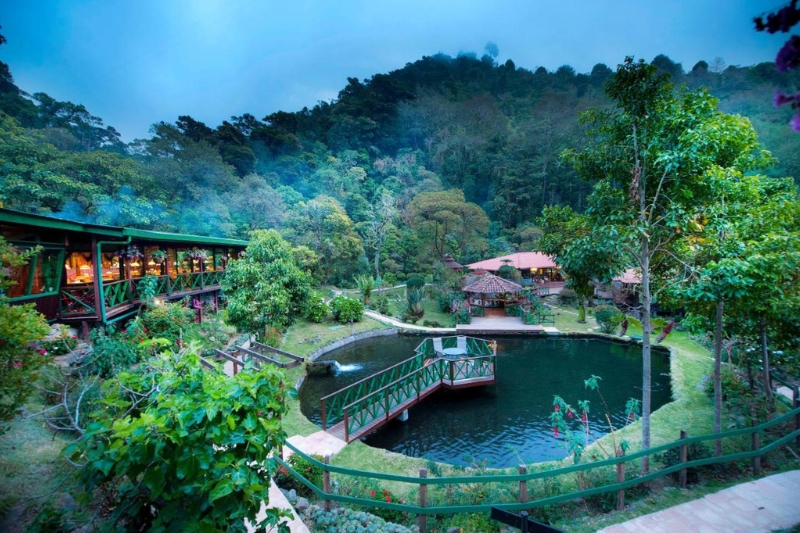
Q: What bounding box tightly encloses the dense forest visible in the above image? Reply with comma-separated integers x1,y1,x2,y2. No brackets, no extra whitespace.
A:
1,35,798,286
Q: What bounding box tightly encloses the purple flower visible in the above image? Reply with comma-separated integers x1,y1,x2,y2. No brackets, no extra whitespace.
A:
773,90,797,107
791,112,800,132
776,35,800,72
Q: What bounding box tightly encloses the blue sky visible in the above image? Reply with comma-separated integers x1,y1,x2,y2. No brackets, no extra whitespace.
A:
0,0,788,141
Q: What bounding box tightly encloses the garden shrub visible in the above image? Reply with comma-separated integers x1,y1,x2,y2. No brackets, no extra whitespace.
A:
558,288,579,306
304,293,329,323
330,295,364,324
274,453,325,496
88,324,146,377
657,442,713,484
406,276,425,290
374,294,390,315
300,504,413,533
39,331,79,356
593,304,623,334
138,302,193,345
403,287,425,324
365,487,408,524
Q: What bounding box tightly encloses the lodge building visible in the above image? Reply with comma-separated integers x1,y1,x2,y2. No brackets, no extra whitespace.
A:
0,208,247,325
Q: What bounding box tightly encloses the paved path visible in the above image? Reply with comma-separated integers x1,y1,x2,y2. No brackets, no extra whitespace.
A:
599,470,800,533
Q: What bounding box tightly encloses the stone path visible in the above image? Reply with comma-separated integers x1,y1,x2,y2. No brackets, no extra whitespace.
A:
285,430,348,459
598,470,800,533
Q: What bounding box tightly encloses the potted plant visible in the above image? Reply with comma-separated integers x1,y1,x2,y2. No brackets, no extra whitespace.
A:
150,249,167,264
186,248,208,261
116,245,143,261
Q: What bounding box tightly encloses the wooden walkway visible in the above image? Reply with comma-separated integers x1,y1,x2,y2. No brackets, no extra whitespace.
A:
457,316,553,334
325,373,495,442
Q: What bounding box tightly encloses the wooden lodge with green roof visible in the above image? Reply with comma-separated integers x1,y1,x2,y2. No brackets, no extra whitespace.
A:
0,208,247,325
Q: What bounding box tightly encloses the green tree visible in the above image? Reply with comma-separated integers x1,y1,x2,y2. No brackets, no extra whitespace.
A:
0,238,49,434
406,189,489,261
356,190,398,280
564,57,771,467
222,230,311,338
538,205,621,322
67,349,290,532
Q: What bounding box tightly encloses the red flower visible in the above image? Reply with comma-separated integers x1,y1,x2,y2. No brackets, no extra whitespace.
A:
554,404,559,412
567,411,573,419
629,412,635,420
553,427,559,438
384,489,389,496
386,496,391,503
38,349,47,355
581,412,588,423
13,362,21,368
370,490,375,497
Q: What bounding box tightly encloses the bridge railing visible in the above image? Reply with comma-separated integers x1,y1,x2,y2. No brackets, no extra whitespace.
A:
321,336,495,430
341,355,496,441
275,403,800,529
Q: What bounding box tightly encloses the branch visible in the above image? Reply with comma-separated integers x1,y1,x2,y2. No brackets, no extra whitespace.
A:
646,168,670,226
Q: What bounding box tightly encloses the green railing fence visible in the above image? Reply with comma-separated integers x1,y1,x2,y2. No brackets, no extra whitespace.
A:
276,403,800,532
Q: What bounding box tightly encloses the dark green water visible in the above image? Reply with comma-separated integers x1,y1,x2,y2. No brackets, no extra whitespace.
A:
299,335,672,467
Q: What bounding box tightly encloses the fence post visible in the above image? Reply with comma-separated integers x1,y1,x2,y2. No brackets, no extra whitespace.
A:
418,468,427,533
518,464,528,504
794,385,800,448
751,410,761,475
616,449,626,511
520,511,530,533
449,360,455,383
323,455,331,511
679,430,688,489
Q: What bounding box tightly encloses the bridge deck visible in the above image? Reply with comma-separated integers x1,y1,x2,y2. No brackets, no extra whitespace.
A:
326,374,495,442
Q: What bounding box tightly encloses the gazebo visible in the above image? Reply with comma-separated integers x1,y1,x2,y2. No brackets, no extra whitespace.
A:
442,253,463,271
463,273,524,315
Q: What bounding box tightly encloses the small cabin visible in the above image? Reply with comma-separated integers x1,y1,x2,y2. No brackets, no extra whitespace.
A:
0,208,247,325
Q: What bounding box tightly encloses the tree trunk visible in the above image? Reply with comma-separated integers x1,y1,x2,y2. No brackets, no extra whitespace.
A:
760,318,773,404
714,299,724,456
373,249,381,280
577,301,586,323
640,240,652,473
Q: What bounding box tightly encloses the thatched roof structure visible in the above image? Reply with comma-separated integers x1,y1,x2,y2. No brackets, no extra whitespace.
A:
463,273,523,294
442,253,463,270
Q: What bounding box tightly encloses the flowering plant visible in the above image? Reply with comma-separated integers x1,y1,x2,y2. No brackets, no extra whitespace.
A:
116,245,143,260
366,487,407,523
150,249,167,263
186,248,209,261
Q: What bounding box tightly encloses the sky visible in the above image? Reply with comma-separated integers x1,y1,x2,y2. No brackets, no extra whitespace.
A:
0,0,789,141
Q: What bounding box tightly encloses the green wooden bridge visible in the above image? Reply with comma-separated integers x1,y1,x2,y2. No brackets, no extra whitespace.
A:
320,336,497,442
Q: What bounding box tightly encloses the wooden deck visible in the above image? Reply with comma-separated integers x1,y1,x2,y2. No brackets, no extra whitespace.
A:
326,374,495,442
457,316,549,334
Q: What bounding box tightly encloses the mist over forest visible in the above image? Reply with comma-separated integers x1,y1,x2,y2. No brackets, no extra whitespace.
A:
2,41,798,286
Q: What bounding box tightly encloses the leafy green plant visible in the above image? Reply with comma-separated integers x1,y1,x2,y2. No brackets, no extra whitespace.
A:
137,274,160,303
137,302,193,345
406,276,425,291
593,304,623,334
365,487,409,524
300,504,413,533
275,453,325,497
0,238,49,434
67,349,291,532
355,274,377,305
88,324,146,377
403,287,425,324
657,442,713,484
39,333,79,356
374,293,390,315
303,293,329,323
330,295,364,324
558,288,579,306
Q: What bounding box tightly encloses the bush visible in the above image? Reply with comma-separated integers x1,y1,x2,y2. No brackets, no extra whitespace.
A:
406,276,425,290
330,295,364,324
40,333,79,356
88,324,146,377
365,487,409,524
300,504,413,533
304,294,329,323
403,287,425,324
658,442,714,484
274,453,325,497
138,302,193,345
593,304,623,334
558,288,579,306
374,294,390,315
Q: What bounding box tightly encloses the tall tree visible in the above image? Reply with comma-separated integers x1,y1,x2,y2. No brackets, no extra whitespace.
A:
357,189,398,280
221,230,311,338
564,57,771,468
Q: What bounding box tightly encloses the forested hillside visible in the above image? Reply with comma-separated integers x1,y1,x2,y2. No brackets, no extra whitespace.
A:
1,35,798,286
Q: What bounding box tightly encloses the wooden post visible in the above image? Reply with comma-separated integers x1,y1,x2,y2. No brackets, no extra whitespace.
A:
323,455,332,511
321,399,327,431
616,449,625,510
751,410,761,475
344,410,350,443
794,385,800,448
518,465,528,504
449,360,455,384
418,468,427,533
679,430,688,489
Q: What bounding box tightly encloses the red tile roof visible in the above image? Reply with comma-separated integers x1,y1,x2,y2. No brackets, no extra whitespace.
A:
466,252,557,272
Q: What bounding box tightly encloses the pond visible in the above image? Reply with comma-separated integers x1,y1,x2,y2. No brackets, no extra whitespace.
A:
299,335,672,468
